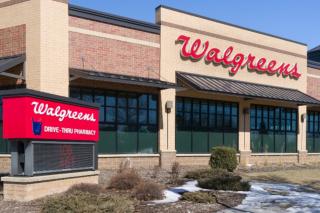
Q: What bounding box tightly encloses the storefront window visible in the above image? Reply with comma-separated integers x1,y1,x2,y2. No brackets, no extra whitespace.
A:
176,97,238,153
307,111,320,153
70,87,158,154
250,105,297,153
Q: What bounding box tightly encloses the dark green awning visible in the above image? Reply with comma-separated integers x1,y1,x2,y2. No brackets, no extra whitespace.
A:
0,55,25,73
177,71,320,105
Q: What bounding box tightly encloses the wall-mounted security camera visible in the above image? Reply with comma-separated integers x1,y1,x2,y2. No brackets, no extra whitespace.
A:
166,101,173,113
301,113,306,123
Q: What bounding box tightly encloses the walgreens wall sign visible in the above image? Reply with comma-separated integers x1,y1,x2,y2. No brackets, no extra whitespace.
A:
3,96,99,142
177,35,301,79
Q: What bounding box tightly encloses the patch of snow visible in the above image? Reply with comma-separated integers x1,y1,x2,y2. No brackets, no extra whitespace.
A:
220,181,320,213
151,180,203,204
173,180,203,192
152,180,320,212
152,190,181,204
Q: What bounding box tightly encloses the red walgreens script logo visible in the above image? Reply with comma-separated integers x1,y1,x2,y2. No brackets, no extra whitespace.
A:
176,35,301,79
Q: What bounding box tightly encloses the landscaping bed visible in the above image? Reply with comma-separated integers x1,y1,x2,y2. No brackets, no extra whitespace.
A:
0,147,250,213
2,164,320,213
0,167,245,213
136,192,245,213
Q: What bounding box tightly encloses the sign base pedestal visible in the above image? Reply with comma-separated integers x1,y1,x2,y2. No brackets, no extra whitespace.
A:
1,170,100,201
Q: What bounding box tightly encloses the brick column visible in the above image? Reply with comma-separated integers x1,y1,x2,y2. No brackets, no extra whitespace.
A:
0,0,69,97
238,101,251,166
297,105,307,163
159,88,176,169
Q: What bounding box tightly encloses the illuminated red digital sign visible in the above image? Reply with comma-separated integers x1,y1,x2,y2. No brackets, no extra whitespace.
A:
177,35,301,79
3,96,99,142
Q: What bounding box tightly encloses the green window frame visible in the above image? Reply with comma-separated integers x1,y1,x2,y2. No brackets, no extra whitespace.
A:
307,111,320,153
250,105,297,153
70,87,158,154
176,97,238,153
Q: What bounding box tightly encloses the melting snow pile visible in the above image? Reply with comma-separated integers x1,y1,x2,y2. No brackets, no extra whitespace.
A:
221,182,320,213
152,181,202,204
152,180,320,212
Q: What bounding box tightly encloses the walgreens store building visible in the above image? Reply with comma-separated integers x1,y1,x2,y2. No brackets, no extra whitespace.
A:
1,0,320,170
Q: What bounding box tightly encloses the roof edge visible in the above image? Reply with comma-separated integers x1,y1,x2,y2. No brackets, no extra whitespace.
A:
0,54,26,73
308,60,320,69
69,4,160,34
0,88,99,109
70,68,176,89
176,71,303,93
308,45,320,53
176,71,320,105
156,5,307,46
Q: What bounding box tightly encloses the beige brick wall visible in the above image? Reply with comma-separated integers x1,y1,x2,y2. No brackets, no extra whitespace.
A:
38,0,69,96
0,0,30,8
250,155,299,166
98,156,159,170
176,156,210,167
2,172,99,201
305,154,320,164
176,155,241,167
0,0,69,96
69,16,159,43
1,154,320,172
0,155,160,172
160,151,176,169
0,155,10,173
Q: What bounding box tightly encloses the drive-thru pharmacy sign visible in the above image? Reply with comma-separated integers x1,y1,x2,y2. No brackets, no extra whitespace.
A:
3,96,99,141
176,35,302,79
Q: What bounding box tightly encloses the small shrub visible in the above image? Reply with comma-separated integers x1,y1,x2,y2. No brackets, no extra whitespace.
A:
185,168,231,180
42,191,135,213
209,147,238,172
185,169,215,180
198,173,250,191
66,183,104,195
169,161,181,184
239,181,251,191
109,169,141,190
181,191,216,203
134,181,164,201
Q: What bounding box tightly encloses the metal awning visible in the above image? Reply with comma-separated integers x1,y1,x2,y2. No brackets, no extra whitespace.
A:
0,54,25,80
70,68,176,89
0,55,25,72
177,72,320,105
308,60,320,69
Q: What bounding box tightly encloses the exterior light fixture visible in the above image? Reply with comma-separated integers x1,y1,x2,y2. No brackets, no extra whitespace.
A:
301,113,306,123
166,101,173,113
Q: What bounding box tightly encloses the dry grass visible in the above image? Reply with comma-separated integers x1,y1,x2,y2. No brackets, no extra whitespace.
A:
134,181,164,201
181,191,216,204
108,169,141,190
42,191,135,213
241,168,320,190
66,183,105,195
